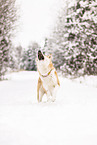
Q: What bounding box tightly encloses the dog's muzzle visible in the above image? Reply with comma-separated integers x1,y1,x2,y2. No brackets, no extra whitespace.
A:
38,50,44,60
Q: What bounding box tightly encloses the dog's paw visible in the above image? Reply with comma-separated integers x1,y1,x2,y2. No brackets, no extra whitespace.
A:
47,98,51,102
51,97,56,102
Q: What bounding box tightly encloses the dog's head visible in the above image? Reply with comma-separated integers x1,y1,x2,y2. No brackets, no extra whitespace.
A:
36,50,52,72
38,50,44,61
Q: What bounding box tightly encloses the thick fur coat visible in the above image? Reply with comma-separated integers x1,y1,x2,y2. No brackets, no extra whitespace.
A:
36,50,60,102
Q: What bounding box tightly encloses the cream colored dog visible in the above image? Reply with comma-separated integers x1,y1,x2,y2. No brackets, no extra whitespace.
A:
36,50,60,102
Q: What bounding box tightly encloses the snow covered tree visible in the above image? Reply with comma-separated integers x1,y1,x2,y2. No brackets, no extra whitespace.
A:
62,0,97,75
49,0,97,76
9,45,23,71
45,0,73,70
0,0,17,80
21,42,40,71
43,38,53,55
15,45,23,70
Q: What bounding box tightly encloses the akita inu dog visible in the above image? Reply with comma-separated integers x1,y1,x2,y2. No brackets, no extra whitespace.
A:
36,50,60,102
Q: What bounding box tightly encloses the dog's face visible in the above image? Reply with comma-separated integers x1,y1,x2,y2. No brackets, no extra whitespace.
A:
36,50,52,68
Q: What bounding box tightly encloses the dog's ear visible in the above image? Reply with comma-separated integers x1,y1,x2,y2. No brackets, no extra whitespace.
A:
48,54,52,59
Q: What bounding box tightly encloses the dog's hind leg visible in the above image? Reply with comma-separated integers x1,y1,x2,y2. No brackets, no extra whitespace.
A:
51,85,59,102
46,91,51,102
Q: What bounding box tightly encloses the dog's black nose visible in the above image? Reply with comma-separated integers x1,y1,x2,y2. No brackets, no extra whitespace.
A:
38,50,44,60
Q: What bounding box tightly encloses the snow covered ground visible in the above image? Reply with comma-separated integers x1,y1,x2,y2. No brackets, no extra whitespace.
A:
0,71,97,145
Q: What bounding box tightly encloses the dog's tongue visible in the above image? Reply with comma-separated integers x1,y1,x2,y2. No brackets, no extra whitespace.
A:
38,50,44,60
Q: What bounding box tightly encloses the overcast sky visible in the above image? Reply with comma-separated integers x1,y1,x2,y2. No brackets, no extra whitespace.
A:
13,0,64,48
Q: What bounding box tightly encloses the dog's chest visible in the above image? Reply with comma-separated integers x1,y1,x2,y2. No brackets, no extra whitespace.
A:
41,70,57,89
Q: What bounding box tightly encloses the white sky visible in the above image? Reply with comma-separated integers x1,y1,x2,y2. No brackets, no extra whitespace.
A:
13,0,64,48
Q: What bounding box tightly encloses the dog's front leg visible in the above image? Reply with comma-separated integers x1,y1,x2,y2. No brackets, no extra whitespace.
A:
38,89,44,102
37,77,45,102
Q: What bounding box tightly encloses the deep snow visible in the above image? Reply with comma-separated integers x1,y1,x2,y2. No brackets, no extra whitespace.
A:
0,71,97,145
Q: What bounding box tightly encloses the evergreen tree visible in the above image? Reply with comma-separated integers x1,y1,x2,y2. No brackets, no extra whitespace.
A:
15,45,23,70
46,0,73,70
21,42,40,71
0,0,17,80
9,45,23,71
63,0,97,75
50,0,97,76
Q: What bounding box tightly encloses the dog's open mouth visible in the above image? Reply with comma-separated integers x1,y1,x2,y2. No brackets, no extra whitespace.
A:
38,50,44,60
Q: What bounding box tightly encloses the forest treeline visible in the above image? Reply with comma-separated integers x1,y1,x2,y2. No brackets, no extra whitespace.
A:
0,0,97,80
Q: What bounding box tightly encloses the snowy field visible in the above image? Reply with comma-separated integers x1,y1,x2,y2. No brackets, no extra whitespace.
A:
0,71,97,145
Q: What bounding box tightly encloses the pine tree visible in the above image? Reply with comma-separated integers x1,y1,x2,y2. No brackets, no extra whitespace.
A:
21,42,40,71
46,0,74,71
0,0,17,80
65,0,97,75
9,45,23,71
50,0,97,76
